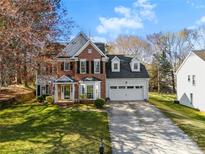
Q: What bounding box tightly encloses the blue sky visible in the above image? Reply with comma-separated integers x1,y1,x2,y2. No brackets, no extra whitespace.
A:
61,0,205,42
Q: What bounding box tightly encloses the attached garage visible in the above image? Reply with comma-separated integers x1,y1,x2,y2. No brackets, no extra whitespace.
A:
106,55,149,101
106,78,149,101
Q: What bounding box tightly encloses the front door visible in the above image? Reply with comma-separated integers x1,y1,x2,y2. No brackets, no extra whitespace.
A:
61,85,70,99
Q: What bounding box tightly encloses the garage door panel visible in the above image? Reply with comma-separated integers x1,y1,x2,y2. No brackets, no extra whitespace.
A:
109,85,144,101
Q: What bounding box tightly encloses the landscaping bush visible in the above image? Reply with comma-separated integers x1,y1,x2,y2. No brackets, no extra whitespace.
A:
46,96,54,104
79,94,87,99
42,94,49,100
37,96,44,103
94,98,105,109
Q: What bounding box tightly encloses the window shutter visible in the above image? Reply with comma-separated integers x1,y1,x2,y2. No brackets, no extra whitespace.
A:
100,61,103,74
77,61,80,73
86,61,89,74
91,61,94,74
70,62,73,70
61,62,64,71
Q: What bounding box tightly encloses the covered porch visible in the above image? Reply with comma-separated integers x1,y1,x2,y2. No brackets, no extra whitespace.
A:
54,75,77,103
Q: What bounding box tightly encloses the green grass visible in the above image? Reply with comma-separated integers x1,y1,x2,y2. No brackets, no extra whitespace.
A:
149,92,205,152
0,100,111,154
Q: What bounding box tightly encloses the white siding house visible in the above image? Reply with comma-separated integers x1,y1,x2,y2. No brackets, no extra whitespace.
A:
176,51,205,111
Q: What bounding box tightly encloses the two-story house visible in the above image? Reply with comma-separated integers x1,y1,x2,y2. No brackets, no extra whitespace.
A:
36,32,149,103
176,50,205,111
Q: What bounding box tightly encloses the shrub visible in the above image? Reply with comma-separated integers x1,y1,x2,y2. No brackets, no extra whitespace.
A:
46,96,54,104
42,94,49,100
94,98,105,109
79,94,87,99
37,96,44,103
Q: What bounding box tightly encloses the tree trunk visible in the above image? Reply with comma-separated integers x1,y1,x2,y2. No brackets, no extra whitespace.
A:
157,66,160,93
0,56,2,90
16,52,22,84
23,53,28,87
171,70,176,93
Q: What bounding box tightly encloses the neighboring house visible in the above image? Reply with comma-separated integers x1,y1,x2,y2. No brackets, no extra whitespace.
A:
176,50,205,111
36,32,149,103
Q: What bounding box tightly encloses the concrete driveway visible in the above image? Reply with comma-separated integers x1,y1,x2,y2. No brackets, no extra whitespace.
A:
108,101,203,154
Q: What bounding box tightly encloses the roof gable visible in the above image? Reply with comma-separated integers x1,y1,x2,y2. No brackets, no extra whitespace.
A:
176,50,205,74
131,57,139,63
72,40,107,58
55,75,75,82
57,32,89,58
57,32,107,58
111,56,120,62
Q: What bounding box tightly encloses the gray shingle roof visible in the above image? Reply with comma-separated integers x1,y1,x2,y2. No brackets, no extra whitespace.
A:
94,43,106,53
106,55,149,78
57,32,89,58
193,50,205,61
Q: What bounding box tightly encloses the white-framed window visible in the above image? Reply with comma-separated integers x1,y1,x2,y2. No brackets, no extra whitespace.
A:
131,62,140,72
111,56,120,72
88,48,92,53
64,62,70,71
134,63,139,70
80,59,86,74
94,59,100,74
112,62,120,72
130,58,140,72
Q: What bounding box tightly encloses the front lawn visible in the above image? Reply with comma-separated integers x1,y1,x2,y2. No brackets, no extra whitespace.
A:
149,93,205,152
0,100,111,154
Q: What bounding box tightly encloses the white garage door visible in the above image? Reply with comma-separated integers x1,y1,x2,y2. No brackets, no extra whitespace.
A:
109,85,144,101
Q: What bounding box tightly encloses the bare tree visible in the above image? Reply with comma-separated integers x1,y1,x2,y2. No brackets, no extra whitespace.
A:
0,0,73,87
108,35,152,63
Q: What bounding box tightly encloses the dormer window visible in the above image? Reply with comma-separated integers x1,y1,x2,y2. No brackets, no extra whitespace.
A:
130,58,140,72
133,63,139,70
113,63,119,70
111,56,120,72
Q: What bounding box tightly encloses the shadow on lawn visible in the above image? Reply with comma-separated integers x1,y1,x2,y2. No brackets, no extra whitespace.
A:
0,104,111,153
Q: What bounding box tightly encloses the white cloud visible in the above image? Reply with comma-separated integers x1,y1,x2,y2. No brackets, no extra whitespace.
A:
114,6,131,17
196,16,205,25
96,0,157,37
97,16,143,34
134,0,156,21
91,36,107,43
187,15,205,30
186,0,205,9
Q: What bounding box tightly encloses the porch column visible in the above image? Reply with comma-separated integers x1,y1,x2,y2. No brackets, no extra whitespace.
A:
72,84,75,100
54,84,58,103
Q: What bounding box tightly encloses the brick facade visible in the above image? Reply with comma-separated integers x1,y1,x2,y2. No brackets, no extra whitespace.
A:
54,43,107,99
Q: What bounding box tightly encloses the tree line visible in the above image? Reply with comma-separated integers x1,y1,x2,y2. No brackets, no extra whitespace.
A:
108,27,205,93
